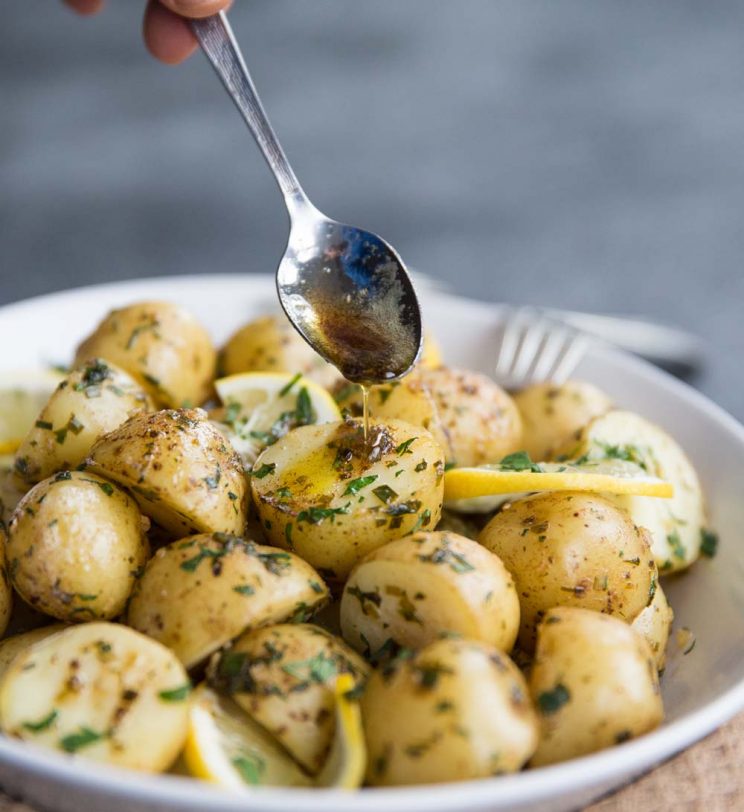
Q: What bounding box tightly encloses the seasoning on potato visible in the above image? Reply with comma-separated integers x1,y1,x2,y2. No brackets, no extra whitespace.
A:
14,358,153,485
126,533,329,668
529,607,663,766
0,622,190,772
478,491,657,650
87,408,248,537
340,531,519,656
250,418,445,581
74,301,216,408
210,623,369,774
362,638,538,786
7,471,148,622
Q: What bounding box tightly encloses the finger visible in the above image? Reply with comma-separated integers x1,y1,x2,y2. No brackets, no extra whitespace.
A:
143,0,198,65
64,0,105,14
158,0,230,18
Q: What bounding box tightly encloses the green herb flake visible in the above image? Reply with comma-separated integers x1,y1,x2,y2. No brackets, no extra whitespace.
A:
700,528,719,558
232,754,265,785
498,451,542,473
297,505,350,524
537,684,571,715
158,684,192,702
34,420,53,431
372,484,398,504
415,460,428,472
309,580,324,594
252,463,276,480
344,475,378,495
278,372,303,397
22,709,58,733
282,651,337,685
98,482,114,497
396,437,418,456
60,727,106,753
667,530,685,561
233,584,255,596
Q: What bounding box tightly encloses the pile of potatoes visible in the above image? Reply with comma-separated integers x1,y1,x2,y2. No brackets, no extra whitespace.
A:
0,301,710,788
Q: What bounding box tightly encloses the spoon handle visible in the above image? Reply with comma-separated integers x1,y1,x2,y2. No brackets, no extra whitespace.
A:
191,12,307,211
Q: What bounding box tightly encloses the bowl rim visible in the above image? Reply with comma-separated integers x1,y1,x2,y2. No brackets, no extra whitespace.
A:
0,273,742,811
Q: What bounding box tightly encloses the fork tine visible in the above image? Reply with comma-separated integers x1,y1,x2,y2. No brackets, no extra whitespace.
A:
511,318,547,382
495,309,529,380
550,332,589,385
531,323,572,381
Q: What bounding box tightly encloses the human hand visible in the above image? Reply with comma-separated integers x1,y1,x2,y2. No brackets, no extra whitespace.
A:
64,0,232,64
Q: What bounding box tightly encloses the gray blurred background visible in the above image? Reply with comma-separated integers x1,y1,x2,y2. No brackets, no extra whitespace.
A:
1,1,742,416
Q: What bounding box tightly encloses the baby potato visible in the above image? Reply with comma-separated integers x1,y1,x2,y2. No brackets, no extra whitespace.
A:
7,471,148,622
513,380,612,461
250,418,445,581
478,492,656,650
211,623,369,774
558,410,705,573
0,622,190,772
87,408,247,537
14,359,153,485
529,607,663,766
0,538,11,639
0,625,67,682
0,468,26,529
126,533,329,668
220,314,338,389
362,638,538,786
74,301,216,408
632,582,673,670
340,531,519,655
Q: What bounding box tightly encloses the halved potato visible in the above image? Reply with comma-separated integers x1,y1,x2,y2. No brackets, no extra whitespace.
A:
74,301,216,408
126,533,329,668
7,471,148,623
529,607,663,766
211,623,368,774
250,418,445,581
87,408,248,537
0,622,190,772
13,359,153,485
362,638,538,786
219,314,338,389
558,410,705,573
340,531,519,655
513,380,612,461
479,492,656,650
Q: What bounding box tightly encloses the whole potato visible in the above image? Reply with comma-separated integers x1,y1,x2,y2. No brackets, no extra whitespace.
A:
220,314,338,388
14,359,153,485
211,623,369,774
513,380,612,461
478,492,656,650
126,533,329,668
74,301,216,408
529,607,663,766
632,582,673,670
250,418,445,581
0,622,190,772
340,531,519,656
558,410,705,573
335,369,522,468
87,408,248,537
7,471,149,622
362,638,538,786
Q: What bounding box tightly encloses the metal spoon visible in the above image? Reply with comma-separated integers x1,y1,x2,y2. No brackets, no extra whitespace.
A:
191,12,422,384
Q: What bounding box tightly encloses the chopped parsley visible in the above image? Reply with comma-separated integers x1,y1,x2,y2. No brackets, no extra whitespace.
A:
418,538,474,573
372,484,398,504
498,451,541,473
282,651,337,684
667,529,685,560
700,528,719,558
22,710,58,733
344,475,378,495
60,727,106,753
297,505,349,524
537,684,570,715
158,684,192,702
252,463,276,480
278,372,302,397
395,437,418,456
232,754,265,785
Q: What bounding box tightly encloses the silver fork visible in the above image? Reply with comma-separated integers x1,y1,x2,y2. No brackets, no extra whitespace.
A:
493,307,590,390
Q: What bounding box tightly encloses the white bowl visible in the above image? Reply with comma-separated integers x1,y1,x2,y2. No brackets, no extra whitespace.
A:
0,274,742,812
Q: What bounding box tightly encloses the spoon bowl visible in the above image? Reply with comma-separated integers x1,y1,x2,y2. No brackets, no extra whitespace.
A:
191,13,422,384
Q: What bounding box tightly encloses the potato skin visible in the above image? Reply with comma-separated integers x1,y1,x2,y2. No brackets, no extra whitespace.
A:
7,471,148,622
14,359,153,485
250,418,445,581
0,622,190,772
87,408,248,537
74,301,216,408
211,623,369,774
632,582,673,670
362,638,538,786
340,531,519,655
478,492,656,650
219,314,338,388
0,535,12,640
513,380,612,461
529,607,663,766
126,533,329,668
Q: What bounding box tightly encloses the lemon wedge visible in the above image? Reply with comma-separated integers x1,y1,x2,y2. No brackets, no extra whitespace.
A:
445,453,673,513
0,369,64,460
212,372,341,466
316,673,366,789
184,684,311,789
